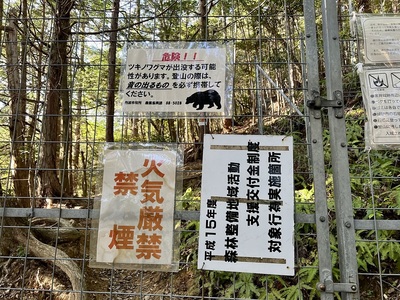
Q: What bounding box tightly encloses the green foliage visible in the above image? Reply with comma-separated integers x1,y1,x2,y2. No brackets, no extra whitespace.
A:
356,229,400,274
180,187,201,211
344,109,400,278
179,188,201,267
225,273,261,299
180,218,199,265
357,240,376,272
16,245,26,257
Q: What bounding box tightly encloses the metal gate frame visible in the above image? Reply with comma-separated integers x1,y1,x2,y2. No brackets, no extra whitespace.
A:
304,0,360,299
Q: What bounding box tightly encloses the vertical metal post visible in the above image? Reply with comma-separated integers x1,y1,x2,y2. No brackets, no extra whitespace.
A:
303,1,334,299
321,1,360,299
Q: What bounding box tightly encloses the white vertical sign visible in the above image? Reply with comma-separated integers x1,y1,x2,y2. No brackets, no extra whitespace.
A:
198,134,294,275
96,149,176,268
360,67,400,147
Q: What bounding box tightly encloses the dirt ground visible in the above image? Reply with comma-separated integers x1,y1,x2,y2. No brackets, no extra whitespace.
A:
0,236,197,300
0,159,203,300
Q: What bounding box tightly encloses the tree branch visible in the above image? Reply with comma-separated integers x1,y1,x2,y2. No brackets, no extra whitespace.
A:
71,1,178,35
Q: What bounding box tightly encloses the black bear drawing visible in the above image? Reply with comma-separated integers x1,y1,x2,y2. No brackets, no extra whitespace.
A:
185,89,222,110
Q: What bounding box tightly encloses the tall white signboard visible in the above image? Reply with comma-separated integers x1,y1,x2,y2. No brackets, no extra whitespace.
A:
198,134,295,275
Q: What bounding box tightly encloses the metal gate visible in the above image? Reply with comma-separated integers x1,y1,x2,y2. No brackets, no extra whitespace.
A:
1,0,400,299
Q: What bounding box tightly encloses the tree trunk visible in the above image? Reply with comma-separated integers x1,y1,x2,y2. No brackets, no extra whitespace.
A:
73,22,86,196
41,0,74,200
74,90,82,191
61,64,72,195
131,0,141,138
168,119,177,142
199,0,207,39
81,151,88,197
106,0,120,142
5,9,30,206
27,1,47,201
194,0,209,160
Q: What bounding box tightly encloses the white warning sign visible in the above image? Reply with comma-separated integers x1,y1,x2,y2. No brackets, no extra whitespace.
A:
197,134,295,275
95,148,178,270
358,15,400,64
119,41,234,117
360,67,400,148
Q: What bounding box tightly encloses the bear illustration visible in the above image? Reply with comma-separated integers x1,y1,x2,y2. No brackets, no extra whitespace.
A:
185,89,222,110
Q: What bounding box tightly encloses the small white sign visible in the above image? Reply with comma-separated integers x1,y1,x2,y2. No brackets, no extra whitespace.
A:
198,134,295,275
360,67,400,147
359,15,400,63
96,149,176,268
120,43,231,115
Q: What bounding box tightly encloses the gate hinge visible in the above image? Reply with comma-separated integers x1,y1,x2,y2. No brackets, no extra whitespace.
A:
306,90,344,119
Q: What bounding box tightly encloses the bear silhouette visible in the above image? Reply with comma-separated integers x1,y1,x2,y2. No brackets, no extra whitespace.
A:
185,89,222,110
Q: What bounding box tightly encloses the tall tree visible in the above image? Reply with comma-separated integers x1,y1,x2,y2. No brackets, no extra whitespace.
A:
41,0,74,200
131,0,142,138
73,20,86,196
194,0,209,159
5,9,30,206
106,0,120,142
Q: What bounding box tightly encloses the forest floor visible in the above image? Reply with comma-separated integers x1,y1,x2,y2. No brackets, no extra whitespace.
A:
0,210,199,300
0,159,203,300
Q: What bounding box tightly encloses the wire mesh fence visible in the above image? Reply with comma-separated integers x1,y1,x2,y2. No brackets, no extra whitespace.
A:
1,0,400,299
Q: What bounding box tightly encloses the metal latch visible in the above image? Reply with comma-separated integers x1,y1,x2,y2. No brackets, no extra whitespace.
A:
306,90,344,119
317,280,358,294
